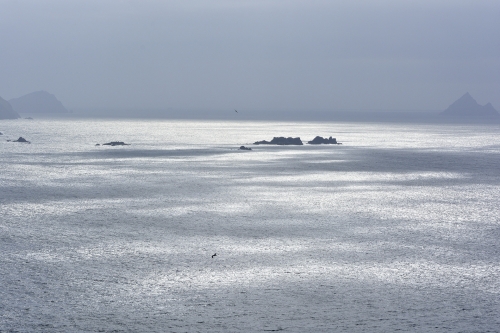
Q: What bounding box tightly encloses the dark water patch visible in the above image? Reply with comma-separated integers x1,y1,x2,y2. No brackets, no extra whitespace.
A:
296,147,500,175
5,148,234,160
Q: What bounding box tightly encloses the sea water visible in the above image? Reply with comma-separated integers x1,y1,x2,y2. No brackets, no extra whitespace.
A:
1,118,499,332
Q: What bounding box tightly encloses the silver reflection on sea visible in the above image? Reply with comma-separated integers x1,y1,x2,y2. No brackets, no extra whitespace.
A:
1,119,499,332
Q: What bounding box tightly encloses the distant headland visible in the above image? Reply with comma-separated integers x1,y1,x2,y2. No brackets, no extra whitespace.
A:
0,96,20,119
9,91,68,115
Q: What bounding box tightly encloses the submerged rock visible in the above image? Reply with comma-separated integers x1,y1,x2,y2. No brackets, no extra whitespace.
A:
253,137,303,145
239,146,252,150
102,141,130,146
307,136,340,144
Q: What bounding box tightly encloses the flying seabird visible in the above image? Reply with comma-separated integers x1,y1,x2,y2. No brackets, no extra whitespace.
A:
234,109,238,113
211,253,217,258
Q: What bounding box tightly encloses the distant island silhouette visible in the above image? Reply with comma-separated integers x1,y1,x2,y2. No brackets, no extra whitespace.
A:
254,137,303,145
102,141,130,146
0,96,20,119
253,136,342,145
307,136,340,144
3,91,499,124
440,93,498,119
9,91,68,115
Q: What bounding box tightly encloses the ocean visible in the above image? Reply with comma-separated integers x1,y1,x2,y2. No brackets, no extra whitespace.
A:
1,118,499,332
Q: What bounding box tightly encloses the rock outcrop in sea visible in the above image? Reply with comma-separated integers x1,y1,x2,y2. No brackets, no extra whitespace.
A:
102,141,130,146
239,146,252,150
8,137,31,143
0,96,20,119
254,137,303,145
440,93,499,118
9,91,68,114
307,136,340,144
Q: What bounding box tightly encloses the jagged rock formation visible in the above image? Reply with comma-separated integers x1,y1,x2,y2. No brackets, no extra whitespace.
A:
15,137,30,143
7,137,31,143
307,136,339,144
440,93,498,118
9,91,68,114
254,137,303,145
0,96,20,119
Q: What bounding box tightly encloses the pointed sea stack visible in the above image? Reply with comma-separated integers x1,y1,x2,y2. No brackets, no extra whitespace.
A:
440,93,499,119
12,137,30,143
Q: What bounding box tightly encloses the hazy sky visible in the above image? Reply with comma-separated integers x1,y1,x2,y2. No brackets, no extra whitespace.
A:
1,0,499,112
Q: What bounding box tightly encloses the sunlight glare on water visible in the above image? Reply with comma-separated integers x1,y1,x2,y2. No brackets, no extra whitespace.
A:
1,119,499,332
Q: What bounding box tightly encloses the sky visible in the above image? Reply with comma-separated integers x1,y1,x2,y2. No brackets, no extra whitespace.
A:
1,0,499,113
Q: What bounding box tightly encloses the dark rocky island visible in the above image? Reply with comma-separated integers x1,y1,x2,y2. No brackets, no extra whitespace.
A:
0,96,20,119
8,137,31,143
239,146,252,150
254,137,303,145
440,93,499,119
9,91,68,115
102,141,130,146
307,136,340,144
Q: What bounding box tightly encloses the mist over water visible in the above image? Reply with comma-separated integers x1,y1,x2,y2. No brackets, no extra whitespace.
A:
1,119,499,332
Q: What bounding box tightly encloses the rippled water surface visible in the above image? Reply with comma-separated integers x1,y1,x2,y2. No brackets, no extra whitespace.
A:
1,119,499,332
